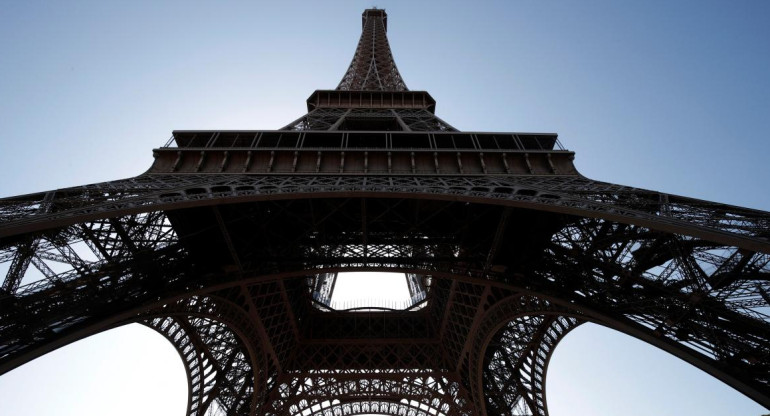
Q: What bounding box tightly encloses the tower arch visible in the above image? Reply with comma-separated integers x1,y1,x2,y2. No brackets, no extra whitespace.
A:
0,7,769,416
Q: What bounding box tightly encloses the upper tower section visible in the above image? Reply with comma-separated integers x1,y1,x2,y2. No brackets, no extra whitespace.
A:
336,9,408,91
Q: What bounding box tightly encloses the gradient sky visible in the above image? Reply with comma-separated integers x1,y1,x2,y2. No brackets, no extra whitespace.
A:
1,1,769,415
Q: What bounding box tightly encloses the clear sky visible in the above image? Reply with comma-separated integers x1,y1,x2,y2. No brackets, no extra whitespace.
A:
0,1,769,415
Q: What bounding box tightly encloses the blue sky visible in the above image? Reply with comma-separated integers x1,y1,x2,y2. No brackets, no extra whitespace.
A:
0,1,769,415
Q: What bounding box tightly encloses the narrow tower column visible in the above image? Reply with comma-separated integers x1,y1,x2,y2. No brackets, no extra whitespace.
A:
337,9,408,91
282,9,454,132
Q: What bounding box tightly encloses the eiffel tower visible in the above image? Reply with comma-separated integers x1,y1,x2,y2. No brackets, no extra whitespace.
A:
1,7,769,416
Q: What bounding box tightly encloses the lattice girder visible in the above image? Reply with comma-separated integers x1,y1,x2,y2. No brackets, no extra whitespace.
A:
282,108,350,131
2,174,768,254
267,371,473,416
337,9,407,92
142,294,275,416
148,315,255,416
299,399,452,416
466,294,583,416
2,6,769,415
282,108,457,132
1,192,769,411
534,219,770,401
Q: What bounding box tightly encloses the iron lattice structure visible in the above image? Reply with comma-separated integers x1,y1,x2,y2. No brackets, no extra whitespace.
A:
1,8,769,416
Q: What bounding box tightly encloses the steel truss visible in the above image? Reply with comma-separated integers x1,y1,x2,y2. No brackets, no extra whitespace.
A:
269,371,473,416
283,109,456,132
2,174,767,251
466,295,583,416
1,7,770,416
337,9,407,92
145,295,271,416
1,186,769,414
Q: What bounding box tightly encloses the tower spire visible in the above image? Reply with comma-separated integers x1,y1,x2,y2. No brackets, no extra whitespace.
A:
337,8,407,91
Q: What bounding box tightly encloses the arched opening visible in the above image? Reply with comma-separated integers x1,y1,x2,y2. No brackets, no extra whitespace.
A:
546,323,769,416
312,271,428,311
0,324,187,416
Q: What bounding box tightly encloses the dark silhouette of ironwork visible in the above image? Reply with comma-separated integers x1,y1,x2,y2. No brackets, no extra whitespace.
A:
1,8,769,416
